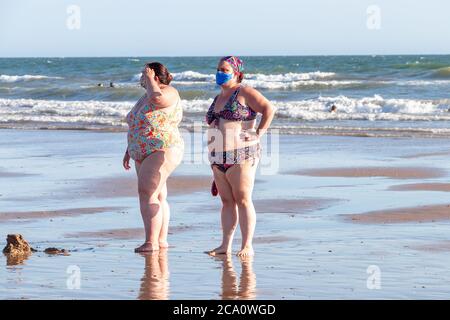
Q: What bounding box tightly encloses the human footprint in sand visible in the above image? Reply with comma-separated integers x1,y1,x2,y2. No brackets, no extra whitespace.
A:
124,62,184,253
206,56,275,257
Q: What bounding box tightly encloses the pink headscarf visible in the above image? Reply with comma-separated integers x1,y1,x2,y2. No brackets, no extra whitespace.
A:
220,56,244,74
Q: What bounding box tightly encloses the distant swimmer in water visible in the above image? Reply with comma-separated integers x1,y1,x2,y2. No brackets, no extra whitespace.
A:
97,83,104,87
330,105,337,113
109,81,115,88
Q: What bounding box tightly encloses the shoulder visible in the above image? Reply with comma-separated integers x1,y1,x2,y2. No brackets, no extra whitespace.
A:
162,85,181,103
239,85,260,98
238,85,265,102
161,84,178,96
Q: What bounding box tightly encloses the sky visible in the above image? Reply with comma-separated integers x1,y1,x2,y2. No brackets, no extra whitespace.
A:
1,0,449,57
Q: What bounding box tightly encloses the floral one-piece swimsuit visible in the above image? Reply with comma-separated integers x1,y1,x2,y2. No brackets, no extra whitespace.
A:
126,96,183,163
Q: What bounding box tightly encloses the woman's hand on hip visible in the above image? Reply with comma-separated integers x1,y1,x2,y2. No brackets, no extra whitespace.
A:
240,129,259,142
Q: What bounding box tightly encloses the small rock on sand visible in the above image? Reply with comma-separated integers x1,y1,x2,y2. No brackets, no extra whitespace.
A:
2,234,36,255
44,247,70,255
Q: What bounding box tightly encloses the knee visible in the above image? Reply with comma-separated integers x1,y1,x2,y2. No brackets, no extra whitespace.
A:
234,193,252,208
158,190,167,202
220,196,235,208
138,182,159,201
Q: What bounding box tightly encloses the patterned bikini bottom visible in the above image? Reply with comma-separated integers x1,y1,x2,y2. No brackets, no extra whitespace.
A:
209,143,261,173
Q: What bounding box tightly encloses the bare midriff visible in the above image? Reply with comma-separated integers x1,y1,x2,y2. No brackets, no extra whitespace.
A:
207,118,258,153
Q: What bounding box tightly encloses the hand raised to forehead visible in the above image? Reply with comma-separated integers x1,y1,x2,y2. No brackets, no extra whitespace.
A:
143,66,156,79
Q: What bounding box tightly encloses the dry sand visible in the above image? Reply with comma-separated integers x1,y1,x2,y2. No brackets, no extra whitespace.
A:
292,166,446,179
342,203,450,224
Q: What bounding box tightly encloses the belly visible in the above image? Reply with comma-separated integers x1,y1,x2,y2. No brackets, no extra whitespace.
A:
207,119,258,152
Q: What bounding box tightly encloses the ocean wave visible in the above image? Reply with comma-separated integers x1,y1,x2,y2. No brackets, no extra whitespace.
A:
0,74,63,83
273,125,450,138
246,71,336,81
133,70,336,83
0,98,132,118
429,67,450,79
243,79,362,89
1,97,450,137
273,95,450,121
395,80,450,86
1,96,449,124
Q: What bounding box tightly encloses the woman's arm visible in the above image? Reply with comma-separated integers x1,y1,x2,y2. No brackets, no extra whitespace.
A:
143,66,177,108
241,86,276,138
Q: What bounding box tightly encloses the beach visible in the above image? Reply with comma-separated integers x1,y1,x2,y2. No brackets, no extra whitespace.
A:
1,129,450,299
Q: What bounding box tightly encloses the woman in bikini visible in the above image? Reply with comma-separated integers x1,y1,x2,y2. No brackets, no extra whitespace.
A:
123,62,184,253
206,56,275,257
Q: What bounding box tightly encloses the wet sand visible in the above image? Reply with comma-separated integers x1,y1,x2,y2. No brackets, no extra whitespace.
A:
0,169,36,178
65,228,299,245
293,166,446,179
70,174,212,199
409,241,450,252
65,225,195,240
254,198,339,214
399,151,450,159
389,183,450,192
3,130,450,299
195,198,340,215
0,206,126,222
342,204,450,224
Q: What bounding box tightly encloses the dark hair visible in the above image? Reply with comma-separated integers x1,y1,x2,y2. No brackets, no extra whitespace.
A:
237,72,244,83
146,62,173,85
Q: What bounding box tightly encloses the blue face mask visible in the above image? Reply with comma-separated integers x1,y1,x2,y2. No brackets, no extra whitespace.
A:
216,71,233,86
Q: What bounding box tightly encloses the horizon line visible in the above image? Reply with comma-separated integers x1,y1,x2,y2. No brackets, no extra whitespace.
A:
1,53,450,59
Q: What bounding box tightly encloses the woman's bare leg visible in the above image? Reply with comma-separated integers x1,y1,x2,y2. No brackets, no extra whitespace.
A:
158,183,170,248
226,159,259,257
134,148,182,253
207,166,238,256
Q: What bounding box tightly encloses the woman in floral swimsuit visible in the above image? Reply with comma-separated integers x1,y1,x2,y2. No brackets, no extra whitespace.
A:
206,56,275,257
124,62,184,253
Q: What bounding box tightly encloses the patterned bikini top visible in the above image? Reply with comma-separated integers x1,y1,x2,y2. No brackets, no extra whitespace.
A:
206,87,257,125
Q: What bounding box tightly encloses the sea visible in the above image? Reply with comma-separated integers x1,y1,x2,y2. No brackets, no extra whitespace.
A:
1,55,450,137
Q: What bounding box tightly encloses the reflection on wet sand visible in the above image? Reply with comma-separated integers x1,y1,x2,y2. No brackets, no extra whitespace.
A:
216,255,256,300
5,252,31,266
137,250,170,300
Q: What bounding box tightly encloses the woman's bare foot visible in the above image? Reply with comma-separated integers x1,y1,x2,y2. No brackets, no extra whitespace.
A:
134,242,159,253
206,244,231,256
159,241,169,249
237,246,254,257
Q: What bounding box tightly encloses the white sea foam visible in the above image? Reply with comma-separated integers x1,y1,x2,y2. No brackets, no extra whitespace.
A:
134,71,336,82
0,74,63,82
0,96,449,124
272,95,450,121
1,97,449,137
130,70,351,89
